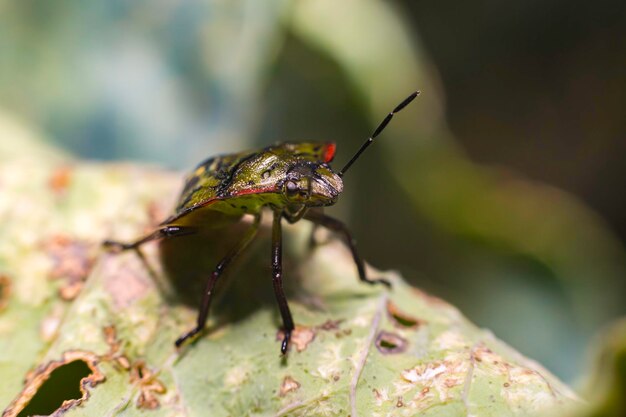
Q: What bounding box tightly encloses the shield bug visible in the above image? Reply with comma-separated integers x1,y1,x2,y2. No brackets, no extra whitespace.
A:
104,91,419,354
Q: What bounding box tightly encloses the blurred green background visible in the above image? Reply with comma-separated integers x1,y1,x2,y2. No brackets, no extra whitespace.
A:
1,0,624,388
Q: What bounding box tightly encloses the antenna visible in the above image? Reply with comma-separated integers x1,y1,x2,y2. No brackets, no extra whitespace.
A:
338,91,420,177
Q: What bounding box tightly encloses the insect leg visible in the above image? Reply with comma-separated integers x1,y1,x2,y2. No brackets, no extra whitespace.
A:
103,226,196,251
304,211,391,287
273,210,295,354
174,214,261,347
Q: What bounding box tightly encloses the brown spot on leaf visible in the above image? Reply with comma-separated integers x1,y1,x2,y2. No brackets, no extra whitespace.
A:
373,388,383,401
0,274,11,312
318,319,342,331
116,356,131,370
100,326,132,372
48,166,72,196
129,361,166,410
277,325,316,352
44,235,94,301
103,254,152,308
375,331,408,354
386,300,424,329
279,376,301,396
59,281,84,301
103,325,121,356
103,325,118,344
3,351,105,417
444,378,458,388
396,396,404,407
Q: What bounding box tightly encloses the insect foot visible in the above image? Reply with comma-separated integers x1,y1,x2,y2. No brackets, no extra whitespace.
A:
102,240,133,253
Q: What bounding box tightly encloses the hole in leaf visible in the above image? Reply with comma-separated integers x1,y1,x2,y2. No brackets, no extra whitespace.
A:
386,301,422,329
380,339,398,349
391,313,417,328
17,360,93,417
376,331,408,354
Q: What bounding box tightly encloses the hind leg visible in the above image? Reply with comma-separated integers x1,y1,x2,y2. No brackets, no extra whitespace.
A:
174,214,261,347
103,226,196,251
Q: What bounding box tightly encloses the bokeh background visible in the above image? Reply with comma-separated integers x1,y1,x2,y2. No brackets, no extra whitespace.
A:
1,0,625,387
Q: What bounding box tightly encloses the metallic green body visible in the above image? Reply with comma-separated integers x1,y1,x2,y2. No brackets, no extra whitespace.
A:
162,142,342,227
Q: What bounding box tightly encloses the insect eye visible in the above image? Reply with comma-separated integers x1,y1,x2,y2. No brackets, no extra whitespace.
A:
285,180,298,196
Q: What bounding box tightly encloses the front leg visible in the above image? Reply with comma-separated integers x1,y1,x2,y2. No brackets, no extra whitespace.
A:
272,209,295,354
304,211,391,287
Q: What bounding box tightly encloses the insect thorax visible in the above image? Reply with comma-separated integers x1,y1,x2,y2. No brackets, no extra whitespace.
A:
171,143,343,222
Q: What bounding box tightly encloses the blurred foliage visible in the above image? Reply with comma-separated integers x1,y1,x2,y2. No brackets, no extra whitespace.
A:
0,0,625,387
405,0,626,240
584,320,626,417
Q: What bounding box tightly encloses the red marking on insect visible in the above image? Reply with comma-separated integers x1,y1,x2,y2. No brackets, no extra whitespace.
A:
164,186,278,224
232,186,277,197
323,143,336,163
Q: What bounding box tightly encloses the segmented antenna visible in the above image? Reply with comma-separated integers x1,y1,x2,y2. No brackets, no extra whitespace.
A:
338,91,420,177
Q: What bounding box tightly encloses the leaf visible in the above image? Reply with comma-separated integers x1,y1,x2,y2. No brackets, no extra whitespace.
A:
575,319,626,417
0,156,580,416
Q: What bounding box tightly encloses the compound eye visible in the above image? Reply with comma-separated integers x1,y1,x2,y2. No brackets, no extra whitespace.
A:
285,180,298,197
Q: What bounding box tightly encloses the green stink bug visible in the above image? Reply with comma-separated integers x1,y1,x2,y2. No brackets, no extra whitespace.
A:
104,91,419,354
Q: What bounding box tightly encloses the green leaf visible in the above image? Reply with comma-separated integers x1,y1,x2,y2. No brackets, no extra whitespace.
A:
0,156,579,416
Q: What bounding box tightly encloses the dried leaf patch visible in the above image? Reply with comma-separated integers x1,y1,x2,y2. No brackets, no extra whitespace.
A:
0,274,11,312
48,166,73,196
130,361,167,410
277,325,316,352
279,376,301,396
386,300,424,329
44,235,94,301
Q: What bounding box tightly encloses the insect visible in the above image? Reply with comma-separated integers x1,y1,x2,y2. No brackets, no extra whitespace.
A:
104,91,419,354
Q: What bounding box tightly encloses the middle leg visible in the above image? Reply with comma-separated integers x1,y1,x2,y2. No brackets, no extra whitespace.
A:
175,214,261,347
272,209,295,354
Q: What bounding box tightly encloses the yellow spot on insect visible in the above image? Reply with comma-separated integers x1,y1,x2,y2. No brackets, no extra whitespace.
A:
194,166,205,177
